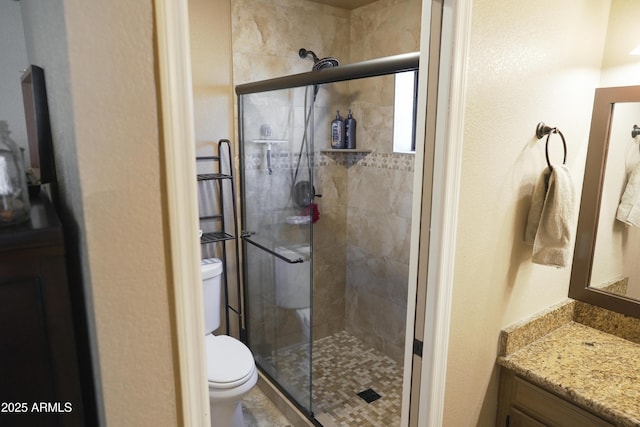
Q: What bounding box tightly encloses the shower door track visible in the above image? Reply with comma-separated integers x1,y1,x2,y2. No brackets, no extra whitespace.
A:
235,51,419,95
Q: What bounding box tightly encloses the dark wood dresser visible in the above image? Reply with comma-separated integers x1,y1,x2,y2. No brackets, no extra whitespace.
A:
0,193,84,426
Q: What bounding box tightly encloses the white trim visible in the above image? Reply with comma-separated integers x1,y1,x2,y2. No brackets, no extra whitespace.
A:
418,0,471,425
154,0,210,425
400,0,432,423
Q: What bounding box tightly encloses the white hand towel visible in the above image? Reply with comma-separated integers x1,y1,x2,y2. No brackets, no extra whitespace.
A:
524,165,576,267
524,168,551,246
616,162,640,227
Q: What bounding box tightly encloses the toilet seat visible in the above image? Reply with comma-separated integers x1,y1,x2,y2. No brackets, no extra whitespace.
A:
205,334,256,389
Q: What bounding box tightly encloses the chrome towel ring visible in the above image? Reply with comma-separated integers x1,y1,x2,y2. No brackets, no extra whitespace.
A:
536,122,567,169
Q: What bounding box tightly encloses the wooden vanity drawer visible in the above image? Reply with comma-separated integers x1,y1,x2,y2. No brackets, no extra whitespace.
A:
498,370,613,427
507,408,546,427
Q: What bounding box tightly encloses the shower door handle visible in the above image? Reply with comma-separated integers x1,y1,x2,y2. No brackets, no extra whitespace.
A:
241,232,304,264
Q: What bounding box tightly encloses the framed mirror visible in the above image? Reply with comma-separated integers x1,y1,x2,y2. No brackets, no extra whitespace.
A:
570,85,640,318
21,65,55,186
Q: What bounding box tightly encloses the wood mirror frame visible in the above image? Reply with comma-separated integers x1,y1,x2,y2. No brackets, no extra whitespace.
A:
570,85,640,318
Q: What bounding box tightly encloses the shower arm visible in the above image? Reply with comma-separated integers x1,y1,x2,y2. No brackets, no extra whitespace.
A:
299,48,319,63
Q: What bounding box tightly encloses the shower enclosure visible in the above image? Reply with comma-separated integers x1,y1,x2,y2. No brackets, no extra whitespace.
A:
237,52,419,423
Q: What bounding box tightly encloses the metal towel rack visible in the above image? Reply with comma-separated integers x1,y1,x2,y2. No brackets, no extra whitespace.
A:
536,122,567,169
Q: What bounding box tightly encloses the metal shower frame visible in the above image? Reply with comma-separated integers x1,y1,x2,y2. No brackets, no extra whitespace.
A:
234,51,420,423
235,51,419,95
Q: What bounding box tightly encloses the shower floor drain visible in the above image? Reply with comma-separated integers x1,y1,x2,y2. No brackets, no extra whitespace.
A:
357,388,382,403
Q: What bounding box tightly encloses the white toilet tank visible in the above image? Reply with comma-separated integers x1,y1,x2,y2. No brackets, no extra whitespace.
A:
274,246,311,309
201,258,223,333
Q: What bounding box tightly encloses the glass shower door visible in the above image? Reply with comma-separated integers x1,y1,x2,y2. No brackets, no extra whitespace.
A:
238,86,315,415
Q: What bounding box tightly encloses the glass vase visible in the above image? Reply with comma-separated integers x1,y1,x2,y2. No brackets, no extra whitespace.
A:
0,121,30,226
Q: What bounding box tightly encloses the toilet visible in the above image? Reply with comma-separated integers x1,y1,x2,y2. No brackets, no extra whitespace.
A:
201,258,258,427
274,246,312,339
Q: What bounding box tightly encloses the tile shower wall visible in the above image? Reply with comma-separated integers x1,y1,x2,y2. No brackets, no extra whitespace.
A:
232,0,420,362
344,0,420,362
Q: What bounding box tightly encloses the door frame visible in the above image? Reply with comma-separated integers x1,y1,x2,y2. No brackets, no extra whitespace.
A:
402,0,473,425
154,0,211,425
153,0,472,425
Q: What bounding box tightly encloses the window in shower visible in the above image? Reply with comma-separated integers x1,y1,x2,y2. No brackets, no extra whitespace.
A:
393,70,418,153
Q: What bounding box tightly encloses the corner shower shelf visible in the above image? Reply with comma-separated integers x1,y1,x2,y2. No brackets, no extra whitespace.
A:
320,149,373,167
196,139,244,340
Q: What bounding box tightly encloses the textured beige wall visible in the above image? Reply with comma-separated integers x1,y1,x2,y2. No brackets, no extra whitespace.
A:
350,0,421,63
20,0,178,425
444,1,610,425
600,0,640,87
189,0,241,336
190,0,235,152
344,0,421,362
65,1,177,423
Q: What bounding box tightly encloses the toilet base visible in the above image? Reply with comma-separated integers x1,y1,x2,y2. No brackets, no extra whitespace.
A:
296,308,311,337
209,400,244,427
208,366,258,427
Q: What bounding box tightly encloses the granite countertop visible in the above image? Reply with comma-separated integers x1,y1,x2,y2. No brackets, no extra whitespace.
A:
497,300,640,426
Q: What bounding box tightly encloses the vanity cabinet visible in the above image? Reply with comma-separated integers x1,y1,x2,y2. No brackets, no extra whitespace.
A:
0,194,84,426
497,370,613,427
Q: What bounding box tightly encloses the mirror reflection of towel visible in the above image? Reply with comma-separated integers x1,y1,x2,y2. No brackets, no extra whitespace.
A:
524,165,576,268
616,163,640,227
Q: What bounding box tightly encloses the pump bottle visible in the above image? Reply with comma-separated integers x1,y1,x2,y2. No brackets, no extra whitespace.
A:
345,110,357,149
331,110,345,149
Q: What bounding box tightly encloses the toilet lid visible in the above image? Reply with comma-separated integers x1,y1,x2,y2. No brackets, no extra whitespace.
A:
205,335,255,387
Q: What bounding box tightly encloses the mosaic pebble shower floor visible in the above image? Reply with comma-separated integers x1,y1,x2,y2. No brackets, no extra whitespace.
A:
264,331,403,426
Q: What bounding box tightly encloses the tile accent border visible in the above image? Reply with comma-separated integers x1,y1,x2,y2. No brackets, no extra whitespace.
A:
242,151,415,172
318,151,415,171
